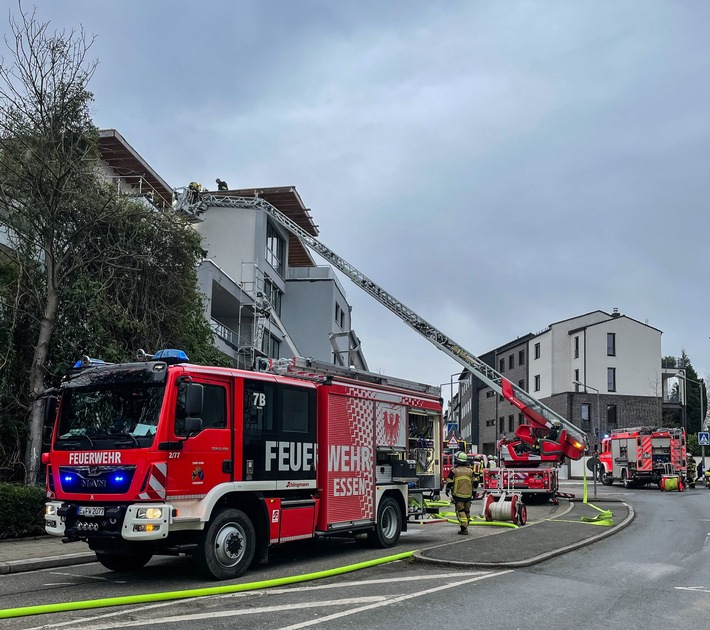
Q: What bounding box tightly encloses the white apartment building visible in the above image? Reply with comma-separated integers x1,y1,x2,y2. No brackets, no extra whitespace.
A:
462,309,666,455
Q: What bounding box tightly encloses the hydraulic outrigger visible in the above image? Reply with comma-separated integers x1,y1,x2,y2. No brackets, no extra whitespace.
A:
174,189,587,462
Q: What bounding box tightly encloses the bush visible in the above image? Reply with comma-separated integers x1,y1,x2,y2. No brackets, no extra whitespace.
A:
0,483,46,539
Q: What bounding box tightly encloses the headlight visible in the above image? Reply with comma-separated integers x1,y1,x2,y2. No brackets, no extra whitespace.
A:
136,507,163,519
45,504,57,517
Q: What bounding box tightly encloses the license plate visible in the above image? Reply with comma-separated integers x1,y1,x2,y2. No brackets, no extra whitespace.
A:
78,506,104,517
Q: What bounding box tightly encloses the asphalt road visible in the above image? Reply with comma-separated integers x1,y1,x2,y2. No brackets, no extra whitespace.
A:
2,484,709,629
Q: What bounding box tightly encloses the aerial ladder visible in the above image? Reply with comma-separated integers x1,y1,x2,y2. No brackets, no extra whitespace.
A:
174,189,587,463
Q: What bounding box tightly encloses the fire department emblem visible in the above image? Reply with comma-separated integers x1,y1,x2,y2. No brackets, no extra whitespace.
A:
383,410,400,447
192,466,204,482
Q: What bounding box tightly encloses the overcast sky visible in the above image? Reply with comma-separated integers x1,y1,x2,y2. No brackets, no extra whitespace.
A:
8,0,710,393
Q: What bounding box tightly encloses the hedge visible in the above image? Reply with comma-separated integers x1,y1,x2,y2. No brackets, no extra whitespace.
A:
0,483,46,539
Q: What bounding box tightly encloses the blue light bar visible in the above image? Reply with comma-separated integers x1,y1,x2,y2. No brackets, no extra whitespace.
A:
152,349,190,364
72,357,107,369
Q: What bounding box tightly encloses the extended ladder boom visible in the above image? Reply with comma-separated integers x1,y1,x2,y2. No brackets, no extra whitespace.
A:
177,190,587,459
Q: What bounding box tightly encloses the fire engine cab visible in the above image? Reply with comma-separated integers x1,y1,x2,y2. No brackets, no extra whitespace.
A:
598,426,686,488
43,351,442,580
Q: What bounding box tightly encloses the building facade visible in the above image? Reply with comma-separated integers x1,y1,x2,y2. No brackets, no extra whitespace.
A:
191,187,367,369
460,309,666,454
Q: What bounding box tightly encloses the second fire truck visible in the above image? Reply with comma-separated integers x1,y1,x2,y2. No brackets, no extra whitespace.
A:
597,426,687,488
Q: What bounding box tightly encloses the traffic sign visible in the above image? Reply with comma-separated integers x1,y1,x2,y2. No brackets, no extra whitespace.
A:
447,436,458,448
698,432,710,446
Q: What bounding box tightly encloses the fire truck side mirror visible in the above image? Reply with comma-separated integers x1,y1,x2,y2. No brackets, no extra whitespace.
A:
42,395,58,443
184,416,203,436
185,383,204,418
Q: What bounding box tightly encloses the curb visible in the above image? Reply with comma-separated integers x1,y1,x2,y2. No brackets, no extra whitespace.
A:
0,551,96,575
412,500,634,570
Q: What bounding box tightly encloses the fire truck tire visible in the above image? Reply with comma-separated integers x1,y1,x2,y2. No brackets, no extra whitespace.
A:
194,508,255,580
601,472,614,486
368,496,402,548
95,550,153,572
622,470,631,489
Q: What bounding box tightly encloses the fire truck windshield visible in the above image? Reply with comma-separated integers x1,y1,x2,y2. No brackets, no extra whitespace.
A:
54,382,165,450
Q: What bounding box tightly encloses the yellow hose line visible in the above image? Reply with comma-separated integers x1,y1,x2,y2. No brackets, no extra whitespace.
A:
580,459,614,524
0,551,415,620
433,511,518,528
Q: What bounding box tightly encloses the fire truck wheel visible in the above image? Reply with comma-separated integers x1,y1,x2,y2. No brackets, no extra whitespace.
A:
601,472,614,486
368,496,402,548
621,470,631,489
95,550,153,572
195,508,255,580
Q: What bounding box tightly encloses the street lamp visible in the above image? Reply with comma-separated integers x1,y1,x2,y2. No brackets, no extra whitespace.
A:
676,371,707,470
573,380,600,498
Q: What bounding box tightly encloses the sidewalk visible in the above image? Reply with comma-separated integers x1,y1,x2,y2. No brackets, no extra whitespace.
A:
414,497,631,568
0,534,96,575
0,491,632,575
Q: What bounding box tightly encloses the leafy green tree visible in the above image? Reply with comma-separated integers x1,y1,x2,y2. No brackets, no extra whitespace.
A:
0,7,228,483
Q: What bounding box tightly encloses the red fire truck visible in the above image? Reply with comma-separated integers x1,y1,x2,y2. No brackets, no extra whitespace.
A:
43,352,442,579
597,426,686,488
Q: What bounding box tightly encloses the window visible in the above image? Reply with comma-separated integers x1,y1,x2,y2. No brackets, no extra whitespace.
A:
264,278,282,317
518,350,525,365
335,303,341,326
508,354,514,370
607,404,617,427
607,367,617,392
574,369,579,383
534,375,541,391
581,403,590,422
534,343,541,359
607,333,616,357
265,223,285,274
508,415,514,432
574,336,579,359
261,333,281,359
176,383,227,436
518,379,525,390
486,390,495,398
518,413,524,426
499,358,505,373
486,419,495,427
499,417,504,433
282,387,311,433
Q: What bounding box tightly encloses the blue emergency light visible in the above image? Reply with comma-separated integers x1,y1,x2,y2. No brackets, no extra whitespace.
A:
72,357,107,369
152,349,190,364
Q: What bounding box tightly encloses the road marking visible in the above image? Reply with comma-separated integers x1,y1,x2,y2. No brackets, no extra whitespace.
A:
25,570,502,630
46,597,390,630
676,586,710,594
280,571,513,629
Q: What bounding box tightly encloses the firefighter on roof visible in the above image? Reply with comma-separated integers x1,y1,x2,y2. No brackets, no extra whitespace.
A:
215,178,228,191
446,451,475,535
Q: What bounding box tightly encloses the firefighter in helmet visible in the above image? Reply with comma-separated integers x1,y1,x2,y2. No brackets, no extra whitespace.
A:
548,419,562,442
445,451,475,535
687,455,697,488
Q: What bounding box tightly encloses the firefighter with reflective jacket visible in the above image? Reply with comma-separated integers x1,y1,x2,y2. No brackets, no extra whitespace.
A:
687,455,697,488
446,452,476,535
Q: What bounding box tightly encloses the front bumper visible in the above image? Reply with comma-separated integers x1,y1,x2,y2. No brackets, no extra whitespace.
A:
45,501,173,541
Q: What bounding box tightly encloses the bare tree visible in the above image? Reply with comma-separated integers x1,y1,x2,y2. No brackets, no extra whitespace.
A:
0,5,114,483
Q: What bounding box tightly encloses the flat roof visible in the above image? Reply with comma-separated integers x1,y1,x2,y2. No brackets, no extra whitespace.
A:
213,187,319,267
98,129,173,208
